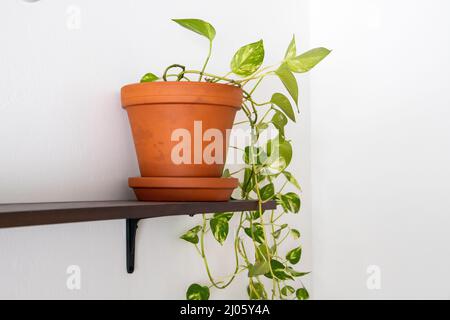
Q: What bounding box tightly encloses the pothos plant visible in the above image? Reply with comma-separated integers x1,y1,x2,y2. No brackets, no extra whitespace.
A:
140,19,330,300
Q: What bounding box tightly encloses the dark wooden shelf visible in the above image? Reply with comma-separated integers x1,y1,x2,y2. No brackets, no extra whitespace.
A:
0,200,277,229
0,199,277,273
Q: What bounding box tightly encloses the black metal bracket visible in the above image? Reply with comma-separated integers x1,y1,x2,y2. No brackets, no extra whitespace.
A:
126,214,194,273
126,218,140,273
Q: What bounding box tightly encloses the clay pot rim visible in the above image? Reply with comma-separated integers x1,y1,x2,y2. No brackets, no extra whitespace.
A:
121,81,243,109
129,177,239,189
121,81,241,89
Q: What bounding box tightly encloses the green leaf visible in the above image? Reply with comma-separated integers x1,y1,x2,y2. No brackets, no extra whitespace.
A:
256,122,269,135
255,244,272,262
281,285,295,296
272,224,288,239
287,268,310,277
272,228,282,239
257,173,266,183
296,287,309,300
264,259,294,281
271,109,288,128
213,212,233,221
264,157,286,176
247,281,267,300
186,283,210,300
284,35,296,60
231,40,265,76
253,147,268,166
287,47,331,73
279,139,293,167
241,167,255,193
283,171,301,190
275,63,298,106
250,209,264,220
271,110,288,138
265,137,293,173
210,216,229,245
180,225,202,244
286,246,302,264
248,260,271,277
277,192,301,213
259,183,274,201
222,168,231,178
271,93,295,122
172,18,216,41
244,223,265,244
140,72,159,83
244,146,258,165
290,228,301,239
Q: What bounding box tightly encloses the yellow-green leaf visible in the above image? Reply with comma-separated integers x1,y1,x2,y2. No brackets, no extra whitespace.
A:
283,171,301,190
231,40,265,76
286,246,302,264
271,92,296,122
296,287,309,300
222,169,231,177
287,47,331,73
140,72,159,83
290,228,301,239
281,285,295,296
284,35,296,60
180,225,202,244
248,261,271,277
247,281,267,300
210,215,229,245
287,268,309,277
264,259,294,281
266,137,293,171
244,223,265,244
172,18,216,41
275,63,298,106
271,110,288,138
277,192,301,213
260,183,275,201
186,283,210,300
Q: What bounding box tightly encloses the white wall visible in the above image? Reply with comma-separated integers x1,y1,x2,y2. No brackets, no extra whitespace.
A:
6,0,447,301
0,0,311,299
310,0,450,299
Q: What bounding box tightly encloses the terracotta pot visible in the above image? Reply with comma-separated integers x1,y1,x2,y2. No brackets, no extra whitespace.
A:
129,177,239,201
121,82,242,177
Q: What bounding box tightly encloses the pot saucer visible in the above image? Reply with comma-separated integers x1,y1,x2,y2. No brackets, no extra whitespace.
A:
129,177,239,202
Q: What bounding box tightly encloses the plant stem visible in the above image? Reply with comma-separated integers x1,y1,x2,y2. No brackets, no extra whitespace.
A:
270,210,278,254
249,76,264,96
257,107,273,125
277,180,289,194
229,168,245,176
200,213,243,290
273,212,285,223
276,229,291,246
240,70,276,86
184,70,237,83
248,128,278,297
233,120,250,126
229,145,244,151
199,41,213,81
242,64,275,82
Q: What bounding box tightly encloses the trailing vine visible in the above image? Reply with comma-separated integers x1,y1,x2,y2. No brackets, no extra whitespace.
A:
140,18,330,300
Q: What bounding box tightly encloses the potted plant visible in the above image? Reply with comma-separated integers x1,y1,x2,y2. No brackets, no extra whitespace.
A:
122,18,330,299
